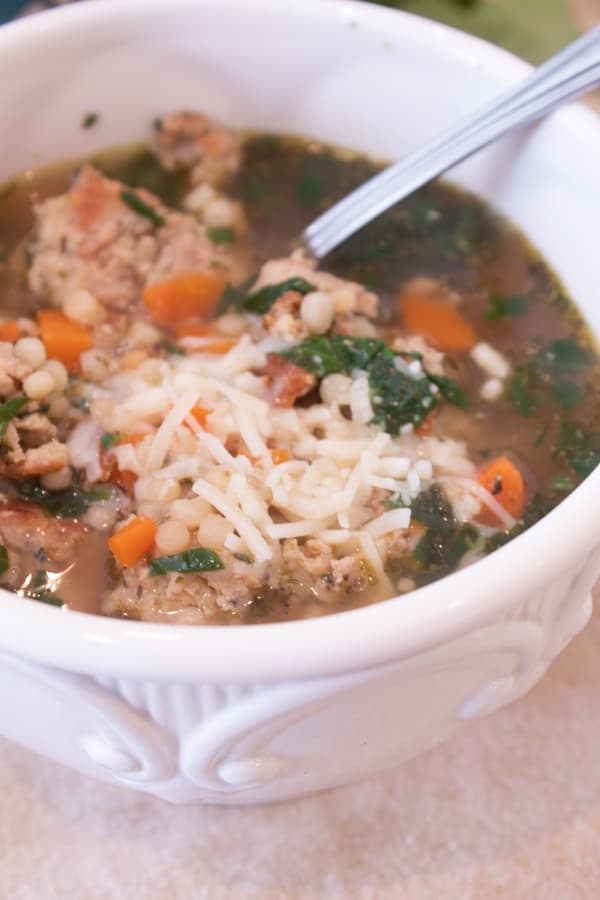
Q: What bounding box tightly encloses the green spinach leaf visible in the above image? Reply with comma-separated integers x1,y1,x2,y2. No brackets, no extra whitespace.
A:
242,277,315,314
279,335,466,433
18,475,110,518
148,548,224,576
0,396,28,440
206,226,235,244
120,189,165,227
486,294,528,320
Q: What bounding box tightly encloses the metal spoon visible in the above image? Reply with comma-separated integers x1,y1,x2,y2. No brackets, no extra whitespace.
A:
303,24,600,260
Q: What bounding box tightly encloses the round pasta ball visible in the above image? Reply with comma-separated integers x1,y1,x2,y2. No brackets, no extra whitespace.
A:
23,370,55,400
197,514,230,548
63,289,103,325
155,519,191,555
41,359,69,392
14,337,46,370
300,291,335,335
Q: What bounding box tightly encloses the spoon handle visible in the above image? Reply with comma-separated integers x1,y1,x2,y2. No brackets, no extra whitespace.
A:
303,24,600,260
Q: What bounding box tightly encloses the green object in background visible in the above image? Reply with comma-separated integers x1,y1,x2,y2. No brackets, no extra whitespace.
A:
364,0,578,63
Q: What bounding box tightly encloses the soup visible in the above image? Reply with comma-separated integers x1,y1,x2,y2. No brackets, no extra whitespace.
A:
0,111,598,624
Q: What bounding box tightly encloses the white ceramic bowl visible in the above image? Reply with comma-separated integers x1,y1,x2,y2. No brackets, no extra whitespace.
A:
0,0,599,805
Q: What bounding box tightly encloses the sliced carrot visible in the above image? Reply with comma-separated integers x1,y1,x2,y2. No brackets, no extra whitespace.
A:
37,309,92,372
186,405,212,429
108,515,157,566
143,272,225,325
0,320,21,343
201,338,237,355
119,431,151,447
476,456,525,526
175,322,214,339
270,448,290,465
398,291,476,352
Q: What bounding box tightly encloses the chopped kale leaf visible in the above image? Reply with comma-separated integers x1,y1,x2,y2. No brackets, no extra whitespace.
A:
81,112,99,129
119,189,165,227
537,338,588,371
117,151,179,207
554,420,600,479
508,364,538,417
549,475,574,493
18,475,110,518
411,484,455,533
412,485,456,569
553,379,584,411
0,396,29,440
100,432,121,450
206,226,235,244
72,396,91,414
486,293,528,320
242,277,315,314
296,164,327,208
162,340,186,356
19,570,64,607
279,335,466,433
0,545,8,575
485,493,550,553
427,371,469,410
446,524,480,568
149,548,224,576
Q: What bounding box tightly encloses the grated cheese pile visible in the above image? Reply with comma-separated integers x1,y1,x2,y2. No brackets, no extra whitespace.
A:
83,300,512,601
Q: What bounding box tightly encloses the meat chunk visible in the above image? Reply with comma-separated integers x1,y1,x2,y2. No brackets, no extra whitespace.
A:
262,289,305,341
16,413,58,449
0,342,32,398
0,501,88,566
29,166,234,312
101,549,261,624
151,111,241,186
254,253,379,341
392,333,445,376
0,500,97,607
0,344,71,480
280,538,371,606
264,354,316,407
253,254,378,320
0,502,87,563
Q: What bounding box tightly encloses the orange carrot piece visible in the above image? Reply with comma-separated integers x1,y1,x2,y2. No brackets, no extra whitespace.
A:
108,515,157,566
0,320,20,343
270,448,290,465
175,322,214,339
398,292,476,352
201,338,237,355
476,456,525,526
187,405,212,429
37,309,92,371
143,272,225,325
119,431,151,447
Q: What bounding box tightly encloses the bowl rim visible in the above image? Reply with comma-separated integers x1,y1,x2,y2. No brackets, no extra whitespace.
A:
1,0,600,683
